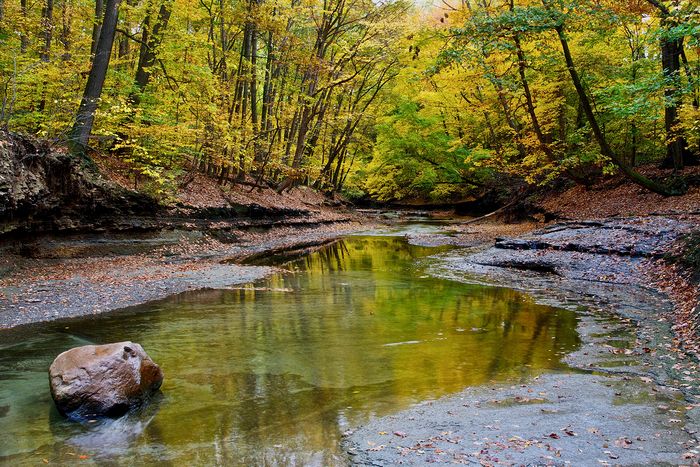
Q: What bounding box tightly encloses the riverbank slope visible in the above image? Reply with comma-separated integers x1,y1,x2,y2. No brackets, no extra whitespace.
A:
0,130,362,328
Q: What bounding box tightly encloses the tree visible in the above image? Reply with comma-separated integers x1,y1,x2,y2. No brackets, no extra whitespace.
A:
553,20,678,195
132,0,173,104
69,0,121,154
645,0,698,169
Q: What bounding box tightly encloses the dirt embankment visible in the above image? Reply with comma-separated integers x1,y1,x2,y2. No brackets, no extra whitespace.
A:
0,131,157,235
0,130,365,329
0,130,353,237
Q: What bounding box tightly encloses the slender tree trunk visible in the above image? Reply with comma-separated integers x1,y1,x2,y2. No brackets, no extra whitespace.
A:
630,53,639,166
659,35,687,170
332,146,348,189
644,0,696,168
513,33,555,160
260,30,274,134
132,0,172,103
20,0,28,53
116,0,137,62
250,22,258,130
60,0,72,60
37,0,54,112
217,0,227,77
40,0,53,62
239,24,251,123
555,25,677,196
91,0,105,57
118,32,129,58
249,15,260,166
69,0,121,154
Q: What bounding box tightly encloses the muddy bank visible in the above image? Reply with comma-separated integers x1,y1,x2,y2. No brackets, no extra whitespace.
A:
0,221,366,329
345,216,700,465
0,131,157,235
0,130,353,237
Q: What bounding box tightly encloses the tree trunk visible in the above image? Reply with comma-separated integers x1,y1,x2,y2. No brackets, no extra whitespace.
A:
91,0,105,57
250,21,258,129
555,25,678,196
132,0,172,103
260,30,274,134
40,0,53,62
60,1,72,60
69,0,121,154
20,0,28,53
38,0,54,112
659,36,687,170
644,0,697,168
513,32,555,161
249,15,260,166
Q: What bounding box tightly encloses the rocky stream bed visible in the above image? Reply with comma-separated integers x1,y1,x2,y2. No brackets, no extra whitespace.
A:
346,216,700,466
0,211,699,465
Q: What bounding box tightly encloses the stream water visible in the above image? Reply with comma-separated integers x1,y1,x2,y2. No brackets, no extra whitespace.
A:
0,229,581,465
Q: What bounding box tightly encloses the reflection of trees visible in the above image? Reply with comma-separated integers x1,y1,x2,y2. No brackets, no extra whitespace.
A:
29,236,581,465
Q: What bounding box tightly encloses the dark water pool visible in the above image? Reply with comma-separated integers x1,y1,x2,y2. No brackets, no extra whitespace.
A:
0,234,580,465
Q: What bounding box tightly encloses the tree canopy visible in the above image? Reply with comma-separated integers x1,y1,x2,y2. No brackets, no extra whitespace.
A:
0,0,698,201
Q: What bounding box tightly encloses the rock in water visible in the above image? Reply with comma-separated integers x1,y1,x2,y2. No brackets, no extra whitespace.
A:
49,342,163,419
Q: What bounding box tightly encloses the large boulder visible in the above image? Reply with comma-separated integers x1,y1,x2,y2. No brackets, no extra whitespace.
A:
49,342,163,419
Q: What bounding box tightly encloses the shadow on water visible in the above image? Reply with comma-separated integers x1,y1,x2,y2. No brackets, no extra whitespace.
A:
0,234,581,465
47,394,164,457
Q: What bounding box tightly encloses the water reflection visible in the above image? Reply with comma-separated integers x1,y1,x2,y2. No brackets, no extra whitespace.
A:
0,236,580,465
55,395,163,458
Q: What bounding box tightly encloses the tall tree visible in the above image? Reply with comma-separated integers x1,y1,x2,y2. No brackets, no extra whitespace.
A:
69,0,121,154
551,17,677,195
91,0,104,56
645,0,698,169
40,0,53,62
133,0,173,101
20,0,28,53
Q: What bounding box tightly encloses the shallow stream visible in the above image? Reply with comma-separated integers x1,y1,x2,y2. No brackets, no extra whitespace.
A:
0,229,581,465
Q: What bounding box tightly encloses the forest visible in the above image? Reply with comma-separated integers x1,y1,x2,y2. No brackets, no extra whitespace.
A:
0,0,698,203
2,1,700,465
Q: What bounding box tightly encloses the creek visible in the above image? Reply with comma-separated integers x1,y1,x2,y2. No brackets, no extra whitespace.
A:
0,226,581,465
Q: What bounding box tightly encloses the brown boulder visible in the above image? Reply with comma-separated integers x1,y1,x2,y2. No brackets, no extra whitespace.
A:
49,342,163,419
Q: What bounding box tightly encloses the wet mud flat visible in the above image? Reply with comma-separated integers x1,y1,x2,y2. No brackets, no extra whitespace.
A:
346,216,700,466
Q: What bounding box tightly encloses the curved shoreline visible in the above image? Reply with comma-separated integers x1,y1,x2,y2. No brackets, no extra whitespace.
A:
345,216,700,465
1,214,698,464
0,220,366,330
